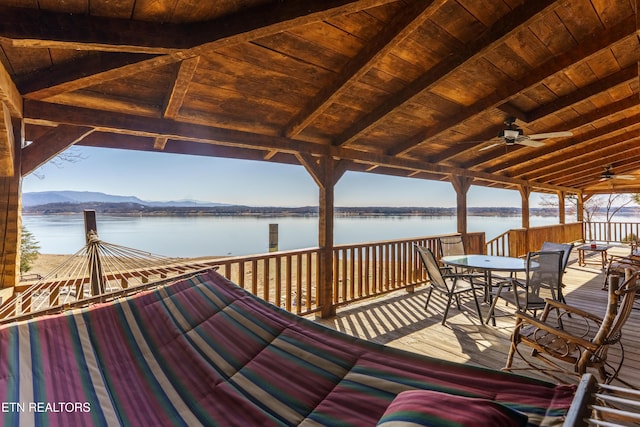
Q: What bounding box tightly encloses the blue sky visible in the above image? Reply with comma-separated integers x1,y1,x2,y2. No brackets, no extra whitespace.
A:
22,146,545,208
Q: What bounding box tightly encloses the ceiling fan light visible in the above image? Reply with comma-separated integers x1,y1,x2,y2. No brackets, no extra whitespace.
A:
503,129,520,139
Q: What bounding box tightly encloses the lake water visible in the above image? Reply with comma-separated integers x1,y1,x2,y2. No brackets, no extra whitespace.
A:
22,214,566,257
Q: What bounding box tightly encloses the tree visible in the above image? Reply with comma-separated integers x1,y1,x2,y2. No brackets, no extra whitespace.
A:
20,226,40,273
29,147,87,179
539,193,639,223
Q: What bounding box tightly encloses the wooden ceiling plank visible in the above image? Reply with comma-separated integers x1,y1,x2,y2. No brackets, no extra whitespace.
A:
19,52,170,100
396,16,637,160
20,124,94,176
334,0,562,147
483,98,640,174
0,6,185,54
283,0,443,138
563,156,640,189
532,139,640,184
16,0,399,102
523,136,640,183
163,57,200,119
1,1,399,55
525,64,638,122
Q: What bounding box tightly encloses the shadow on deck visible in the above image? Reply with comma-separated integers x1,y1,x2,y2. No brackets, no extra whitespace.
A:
314,246,640,388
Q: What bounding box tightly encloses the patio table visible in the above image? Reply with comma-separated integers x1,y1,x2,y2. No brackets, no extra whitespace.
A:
576,244,611,269
441,254,527,326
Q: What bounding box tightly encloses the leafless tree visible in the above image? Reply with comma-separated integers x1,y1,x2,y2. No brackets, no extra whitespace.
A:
30,147,87,180
539,193,638,223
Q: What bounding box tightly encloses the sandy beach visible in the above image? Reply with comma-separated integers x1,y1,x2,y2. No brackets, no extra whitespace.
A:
25,253,220,279
27,254,74,277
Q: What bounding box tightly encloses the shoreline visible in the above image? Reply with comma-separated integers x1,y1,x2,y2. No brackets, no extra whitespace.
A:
25,253,221,279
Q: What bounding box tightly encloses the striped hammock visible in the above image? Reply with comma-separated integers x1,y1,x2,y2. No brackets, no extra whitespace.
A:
0,269,575,426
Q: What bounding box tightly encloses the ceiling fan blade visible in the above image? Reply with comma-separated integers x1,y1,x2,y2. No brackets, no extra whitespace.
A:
613,175,636,180
527,131,573,140
516,139,545,148
479,142,501,151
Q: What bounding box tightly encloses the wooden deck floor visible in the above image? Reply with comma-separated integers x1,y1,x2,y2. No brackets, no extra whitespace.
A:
315,245,640,389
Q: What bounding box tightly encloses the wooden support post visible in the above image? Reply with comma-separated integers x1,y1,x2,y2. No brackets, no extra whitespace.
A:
269,223,278,252
557,191,566,224
578,193,588,223
518,185,531,229
450,175,473,235
84,210,105,295
0,118,22,290
296,154,346,318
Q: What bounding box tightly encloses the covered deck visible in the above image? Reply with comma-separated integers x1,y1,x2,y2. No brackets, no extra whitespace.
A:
315,244,640,388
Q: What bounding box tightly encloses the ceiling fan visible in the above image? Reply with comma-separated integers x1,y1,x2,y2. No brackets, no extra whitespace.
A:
599,166,635,181
479,117,573,151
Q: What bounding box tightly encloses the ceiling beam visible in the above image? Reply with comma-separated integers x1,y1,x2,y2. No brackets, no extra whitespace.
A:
24,100,329,156
163,57,200,119
21,125,94,176
0,1,398,54
24,100,577,194
283,0,440,138
524,65,638,123
0,6,187,54
462,94,640,170
507,118,640,179
0,103,15,176
411,16,637,162
19,52,168,100
533,139,640,185
569,157,640,189
16,0,398,102
0,59,20,177
333,0,562,147
0,56,22,117
484,100,640,175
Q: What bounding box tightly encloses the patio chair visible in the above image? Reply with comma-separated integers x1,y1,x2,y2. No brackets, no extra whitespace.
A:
485,251,564,324
438,234,487,284
414,244,482,326
504,271,639,384
541,241,574,304
603,254,640,290
439,234,466,258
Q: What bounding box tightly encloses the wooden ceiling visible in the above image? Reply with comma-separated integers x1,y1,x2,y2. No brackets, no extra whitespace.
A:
0,0,639,196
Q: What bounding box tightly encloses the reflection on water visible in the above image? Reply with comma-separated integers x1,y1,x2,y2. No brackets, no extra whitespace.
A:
22,214,564,257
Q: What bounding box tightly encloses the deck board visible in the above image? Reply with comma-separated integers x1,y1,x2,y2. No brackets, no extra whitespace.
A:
315,245,640,388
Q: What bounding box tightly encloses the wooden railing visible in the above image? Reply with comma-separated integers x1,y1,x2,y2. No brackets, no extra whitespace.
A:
584,221,640,243
2,233,477,321
214,248,321,316
486,222,584,257
4,223,594,322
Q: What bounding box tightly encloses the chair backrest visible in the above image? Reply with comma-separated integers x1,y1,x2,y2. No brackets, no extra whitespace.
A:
579,272,639,371
523,251,564,304
541,241,574,271
439,235,465,258
415,245,450,291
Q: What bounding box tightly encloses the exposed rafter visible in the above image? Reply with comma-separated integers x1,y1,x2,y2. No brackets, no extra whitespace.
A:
333,0,561,148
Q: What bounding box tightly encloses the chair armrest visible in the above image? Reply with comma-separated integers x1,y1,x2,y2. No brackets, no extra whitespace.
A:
514,311,599,352
540,298,603,323
608,255,640,266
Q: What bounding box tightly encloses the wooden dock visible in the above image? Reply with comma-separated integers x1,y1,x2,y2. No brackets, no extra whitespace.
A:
314,245,640,388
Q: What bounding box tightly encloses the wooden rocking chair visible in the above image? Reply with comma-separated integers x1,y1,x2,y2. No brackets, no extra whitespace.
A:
504,272,639,384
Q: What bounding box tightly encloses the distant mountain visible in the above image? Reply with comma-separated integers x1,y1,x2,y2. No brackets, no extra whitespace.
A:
22,191,228,208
